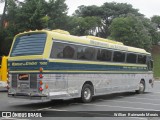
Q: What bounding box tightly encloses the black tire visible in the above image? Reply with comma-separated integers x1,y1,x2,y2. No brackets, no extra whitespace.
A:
81,84,93,103
136,80,145,94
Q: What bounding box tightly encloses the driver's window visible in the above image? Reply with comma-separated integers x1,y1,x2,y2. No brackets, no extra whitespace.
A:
147,56,153,71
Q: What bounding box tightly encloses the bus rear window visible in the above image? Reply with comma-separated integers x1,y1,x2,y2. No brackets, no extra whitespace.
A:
10,33,47,57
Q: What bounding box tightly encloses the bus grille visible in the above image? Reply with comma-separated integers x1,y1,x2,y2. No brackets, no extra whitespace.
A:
12,74,17,88
30,74,37,89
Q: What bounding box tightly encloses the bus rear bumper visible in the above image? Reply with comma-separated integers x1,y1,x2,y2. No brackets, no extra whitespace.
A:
8,93,49,100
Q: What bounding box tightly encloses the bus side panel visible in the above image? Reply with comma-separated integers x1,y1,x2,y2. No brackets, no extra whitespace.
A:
42,72,153,100
42,74,70,99
135,72,153,92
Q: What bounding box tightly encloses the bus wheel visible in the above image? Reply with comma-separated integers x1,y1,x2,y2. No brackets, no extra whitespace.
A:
136,80,145,94
81,84,93,103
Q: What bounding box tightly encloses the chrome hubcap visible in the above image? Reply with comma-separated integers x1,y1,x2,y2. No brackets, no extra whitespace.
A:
139,83,144,92
84,88,91,100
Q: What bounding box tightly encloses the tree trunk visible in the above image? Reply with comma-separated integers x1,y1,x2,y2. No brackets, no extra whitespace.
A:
0,0,7,29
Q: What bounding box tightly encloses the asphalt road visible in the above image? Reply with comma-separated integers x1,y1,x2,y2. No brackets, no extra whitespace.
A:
1,81,160,120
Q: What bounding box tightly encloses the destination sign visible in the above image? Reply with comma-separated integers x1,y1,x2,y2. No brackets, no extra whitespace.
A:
90,40,128,51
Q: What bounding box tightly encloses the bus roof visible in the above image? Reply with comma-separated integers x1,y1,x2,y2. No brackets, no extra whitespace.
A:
49,30,150,55
16,29,150,55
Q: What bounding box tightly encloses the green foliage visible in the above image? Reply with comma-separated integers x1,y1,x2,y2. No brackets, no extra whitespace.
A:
68,16,101,36
15,0,47,31
0,26,17,56
46,0,68,29
151,15,160,29
109,14,152,51
74,2,142,37
0,0,68,56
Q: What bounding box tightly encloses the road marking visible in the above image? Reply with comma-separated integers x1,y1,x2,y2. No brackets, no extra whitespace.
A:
73,103,159,111
0,118,16,120
129,118,147,120
98,99,160,106
8,101,31,104
35,107,52,111
45,108,68,111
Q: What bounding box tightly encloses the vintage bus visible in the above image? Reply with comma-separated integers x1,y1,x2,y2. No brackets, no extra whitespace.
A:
8,29,153,102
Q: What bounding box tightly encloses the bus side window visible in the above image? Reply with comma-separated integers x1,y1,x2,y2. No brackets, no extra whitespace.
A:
77,46,95,60
50,42,64,58
126,53,137,63
113,51,125,62
63,46,75,59
50,42,76,59
147,56,153,71
138,55,146,64
97,49,112,62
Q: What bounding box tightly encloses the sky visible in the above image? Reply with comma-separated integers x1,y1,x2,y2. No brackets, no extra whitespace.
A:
0,0,160,18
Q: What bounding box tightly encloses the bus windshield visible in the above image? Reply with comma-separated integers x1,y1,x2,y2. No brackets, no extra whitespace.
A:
10,33,47,57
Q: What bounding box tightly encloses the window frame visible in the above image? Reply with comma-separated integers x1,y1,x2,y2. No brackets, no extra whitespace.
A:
50,40,149,66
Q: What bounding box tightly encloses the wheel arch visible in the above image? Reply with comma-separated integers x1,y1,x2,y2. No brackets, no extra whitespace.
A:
140,79,145,85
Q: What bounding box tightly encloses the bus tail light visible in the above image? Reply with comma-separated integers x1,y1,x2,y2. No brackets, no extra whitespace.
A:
39,87,43,91
39,80,43,85
39,67,43,72
45,84,48,89
39,74,43,78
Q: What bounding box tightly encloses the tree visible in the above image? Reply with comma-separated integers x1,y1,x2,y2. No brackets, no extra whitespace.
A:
151,15,160,29
0,0,7,29
109,14,152,51
46,0,68,29
14,0,47,31
0,0,69,56
68,16,101,36
74,2,142,38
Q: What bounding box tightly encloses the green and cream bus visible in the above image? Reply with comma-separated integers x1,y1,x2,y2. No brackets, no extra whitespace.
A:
8,29,153,103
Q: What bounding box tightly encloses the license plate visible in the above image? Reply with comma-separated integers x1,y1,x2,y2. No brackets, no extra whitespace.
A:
20,84,28,89
18,74,29,80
